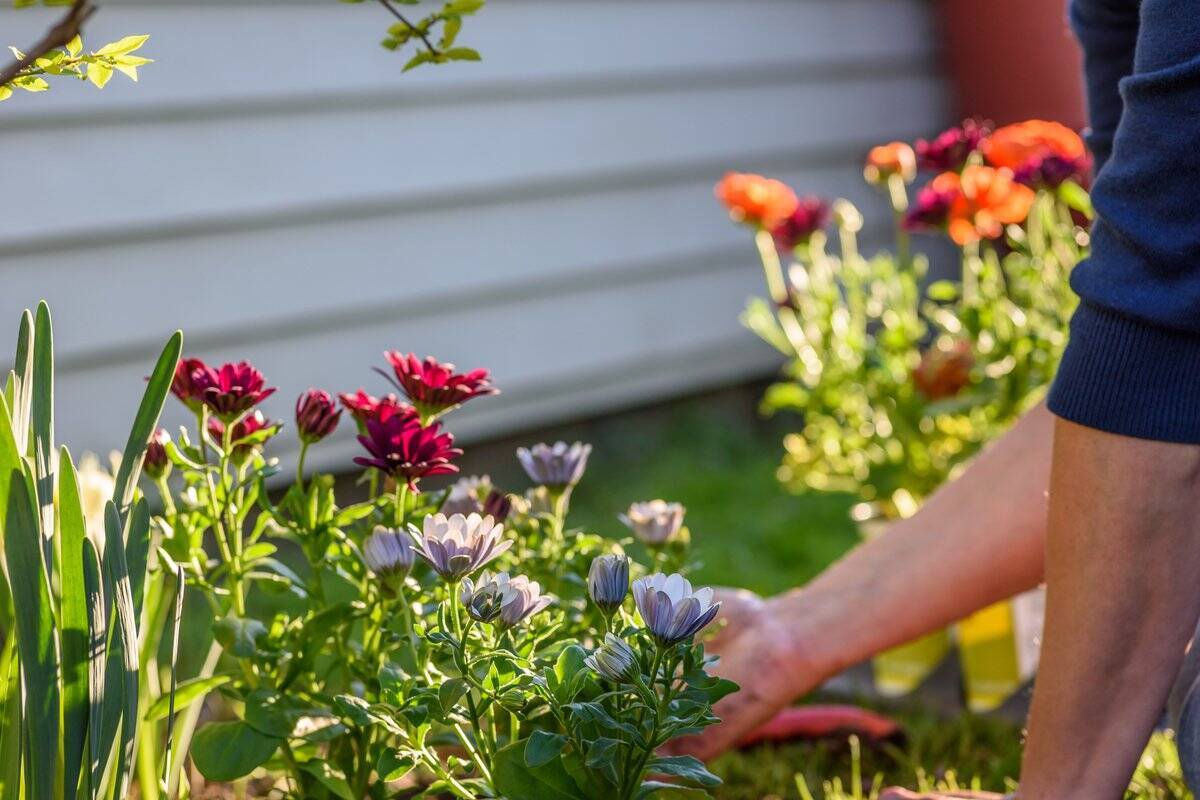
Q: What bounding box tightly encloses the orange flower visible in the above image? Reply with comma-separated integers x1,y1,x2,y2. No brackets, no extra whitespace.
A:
715,172,800,229
864,141,917,184
982,119,1085,171
944,166,1036,245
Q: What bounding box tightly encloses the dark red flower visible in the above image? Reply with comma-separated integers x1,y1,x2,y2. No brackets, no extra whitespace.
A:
295,389,342,445
915,119,991,172
208,410,280,463
483,489,512,523
379,353,498,418
144,428,171,480
770,197,830,252
353,413,462,490
201,361,276,422
338,390,416,428
1013,153,1092,189
171,357,219,412
903,172,960,233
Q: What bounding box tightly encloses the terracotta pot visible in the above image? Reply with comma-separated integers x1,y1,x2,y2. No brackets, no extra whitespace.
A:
936,0,1086,127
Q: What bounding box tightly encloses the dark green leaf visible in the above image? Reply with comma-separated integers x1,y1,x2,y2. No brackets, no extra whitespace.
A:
191,720,281,782
376,749,416,782
82,537,107,797
213,614,267,658
585,737,622,785
439,677,468,714
56,448,89,798
31,301,53,556
104,501,141,800
645,755,721,787
493,740,589,800
634,781,711,799
524,729,567,768
112,330,182,510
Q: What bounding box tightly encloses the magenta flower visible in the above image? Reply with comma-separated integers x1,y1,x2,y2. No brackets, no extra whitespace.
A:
201,361,276,422
338,390,415,430
903,177,959,233
770,197,830,252
379,352,498,418
353,413,462,490
915,119,990,172
144,428,171,480
295,389,342,444
1013,153,1091,189
208,410,280,464
171,357,219,412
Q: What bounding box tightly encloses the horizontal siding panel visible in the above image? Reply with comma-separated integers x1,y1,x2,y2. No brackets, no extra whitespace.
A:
0,0,936,117
2,165,902,364
50,266,783,464
1,76,944,242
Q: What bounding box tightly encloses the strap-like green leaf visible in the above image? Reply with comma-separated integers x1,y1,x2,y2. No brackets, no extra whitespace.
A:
83,536,106,800
31,302,54,570
124,498,151,620
102,501,140,800
112,331,182,511
0,635,21,797
4,460,60,800
10,309,33,452
58,448,90,799
160,565,186,792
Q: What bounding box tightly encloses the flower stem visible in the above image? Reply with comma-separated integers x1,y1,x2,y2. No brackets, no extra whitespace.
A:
394,481,408,529
295,440,309,488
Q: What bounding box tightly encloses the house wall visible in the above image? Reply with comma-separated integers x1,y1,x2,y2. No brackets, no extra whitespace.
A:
0,0,948,471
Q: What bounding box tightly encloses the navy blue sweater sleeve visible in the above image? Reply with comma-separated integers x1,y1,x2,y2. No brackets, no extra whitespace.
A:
1048,0,1200,443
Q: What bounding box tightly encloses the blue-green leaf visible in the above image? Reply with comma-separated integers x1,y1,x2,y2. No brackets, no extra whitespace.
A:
190,720,280,782
103,501,140,800
83,537,106,800
31,302,54,565
112,331,182,511
124,498,151,620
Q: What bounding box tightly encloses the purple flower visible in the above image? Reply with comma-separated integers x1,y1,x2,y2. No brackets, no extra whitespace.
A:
353,414,462,491
363,525,416,578
619,500,685,546
632,573,721,647
441,474,494,516
1013,154,1091,189
482,489,512,523
411,512,512,582
516,441,592,490
200,361,276,422
903,173,960,233
295,389,342,445
171,357,218,412
459,571,551,628
587,554,630,614
380,352,498,418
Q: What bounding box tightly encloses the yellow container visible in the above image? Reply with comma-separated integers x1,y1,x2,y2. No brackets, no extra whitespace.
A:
957,587,1044,712
859,512,951,696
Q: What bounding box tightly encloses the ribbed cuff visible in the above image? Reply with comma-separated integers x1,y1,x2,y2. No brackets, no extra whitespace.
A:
1048,302,1200,444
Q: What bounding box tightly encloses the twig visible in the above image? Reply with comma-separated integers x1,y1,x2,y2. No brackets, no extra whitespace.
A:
0,0,96,88
374,0,439,55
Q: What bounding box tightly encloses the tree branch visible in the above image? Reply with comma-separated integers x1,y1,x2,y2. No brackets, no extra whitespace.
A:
374,0,438,55
0,0,96,88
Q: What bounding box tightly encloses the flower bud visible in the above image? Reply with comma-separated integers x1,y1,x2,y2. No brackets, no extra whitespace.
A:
460,572,505,624
585,634,639,684
587,554,630,615
770,197,830,252
363,525,415,578
482,489,512,523
516,441,592,490
144,428,171,481
295,389,342,445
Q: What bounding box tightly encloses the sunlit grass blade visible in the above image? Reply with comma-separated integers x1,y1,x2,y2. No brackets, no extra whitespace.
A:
112,331,182,511
4,460,61,800
103,501,141,800
83,536,106,800
31,302,54,569
58,448,90,799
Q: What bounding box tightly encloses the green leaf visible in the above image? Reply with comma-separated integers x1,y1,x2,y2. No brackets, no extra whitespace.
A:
82,537,107,797
445,0,484,13
190,720,281,782
554,644,588,703
634,781,711,799
11,309,33,455
493,740,589,800
2,458,59,800
585,737,622,786
402,50,434,72
438,677,468,714
124,498,151,619
376,749,416,782
926,280,960,302
213,614,267,658
113,330,182,510
443,46,481,62
0,636,21,797
86,62,112,88
103,501,141,800
1057,180,1093,218
31,302,53,554
57,449,89,799
94,34,149,56
645,755,721,787
145,674,232,721
524,729,567,768
300,760,355,800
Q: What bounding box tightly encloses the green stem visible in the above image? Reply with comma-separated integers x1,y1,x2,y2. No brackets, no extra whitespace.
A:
394,481,408,529
296,440,310,488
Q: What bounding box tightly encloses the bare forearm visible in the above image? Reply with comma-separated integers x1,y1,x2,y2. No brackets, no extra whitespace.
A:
1019,419,1200,798
776,402,1053,673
